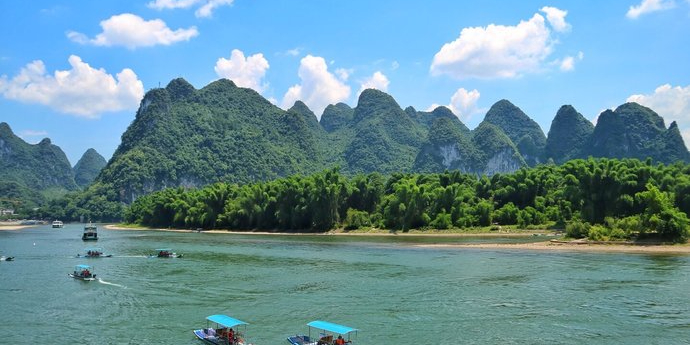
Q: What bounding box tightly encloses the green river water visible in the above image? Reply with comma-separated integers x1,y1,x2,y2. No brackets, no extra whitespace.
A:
1,224,690,344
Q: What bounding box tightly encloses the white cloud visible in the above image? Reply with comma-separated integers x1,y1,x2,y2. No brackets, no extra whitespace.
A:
18,130,48,141
540,6,571,32
0,55,144,118
627,84,690,145
428,88,482,122
335,68,353,81
148,0,234,18
627,0,676,19
358,71,389,95
214,49,269,93
430,8,572,79
67,13,198,49
281,55,351,118
391,61,400,70
285,48,301,57
559,51,584,71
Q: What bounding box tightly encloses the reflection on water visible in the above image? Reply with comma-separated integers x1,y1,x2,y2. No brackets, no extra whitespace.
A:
1,225,690,345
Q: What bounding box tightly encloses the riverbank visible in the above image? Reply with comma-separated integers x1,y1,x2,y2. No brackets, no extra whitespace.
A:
421,240,690,254
0,222,36,231
103,224,558,237
103,224,690,254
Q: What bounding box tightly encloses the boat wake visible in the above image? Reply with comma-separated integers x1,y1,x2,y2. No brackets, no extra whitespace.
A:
97,278,126,288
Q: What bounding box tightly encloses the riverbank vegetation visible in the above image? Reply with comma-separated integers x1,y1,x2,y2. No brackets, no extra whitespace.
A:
121,158,690,242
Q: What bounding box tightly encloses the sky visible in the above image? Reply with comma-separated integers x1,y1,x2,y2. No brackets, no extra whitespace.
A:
1,0,690,165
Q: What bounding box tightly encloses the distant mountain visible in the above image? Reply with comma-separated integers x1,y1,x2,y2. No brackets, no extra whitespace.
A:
0,122,77,208
73,148,107,188
76,78,688,205
544,105,594,164
483,99,546,166
585,103,690,163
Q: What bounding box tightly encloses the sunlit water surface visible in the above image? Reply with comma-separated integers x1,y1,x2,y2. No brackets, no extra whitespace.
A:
1,225,690,344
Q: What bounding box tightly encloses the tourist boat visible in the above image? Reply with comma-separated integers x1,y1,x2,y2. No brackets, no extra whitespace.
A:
52,220,64,228
82,222,98,241
0,255,14,261
69,264,96,281
77,247,112,258
193,314,251,345
151,248,183,258
287,320,357,345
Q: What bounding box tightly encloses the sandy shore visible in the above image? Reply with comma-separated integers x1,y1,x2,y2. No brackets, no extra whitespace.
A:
421,240,690,254
0,224,35,231
103,224,690,254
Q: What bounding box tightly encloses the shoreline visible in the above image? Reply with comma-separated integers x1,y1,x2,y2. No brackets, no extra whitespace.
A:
0,224,36,231
103,224,690,254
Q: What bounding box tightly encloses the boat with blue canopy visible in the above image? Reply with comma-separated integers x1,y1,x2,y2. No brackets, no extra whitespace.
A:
193,314,252,345
287,320,357,345
69,264,96,281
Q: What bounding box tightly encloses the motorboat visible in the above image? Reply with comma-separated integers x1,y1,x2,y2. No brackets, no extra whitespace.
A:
52,220,64,228
287,320,357,345
151,248,183,258
69,264,96,281
193,314,252,345
0,255,14,261
77,247,112,258
82,222,98,241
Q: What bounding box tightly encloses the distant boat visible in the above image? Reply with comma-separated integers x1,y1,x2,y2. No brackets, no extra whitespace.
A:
77,247,112,258
193,314,252,345
150,248,183,258
69,264,96,281
52,220,64,228
82,222,98,241
0,255,14,262
288,320,358,345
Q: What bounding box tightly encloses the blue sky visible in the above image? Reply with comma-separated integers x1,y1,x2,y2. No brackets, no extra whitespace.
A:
2,0,690,165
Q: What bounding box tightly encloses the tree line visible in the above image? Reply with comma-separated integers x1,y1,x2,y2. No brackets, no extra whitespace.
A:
123,158,690,242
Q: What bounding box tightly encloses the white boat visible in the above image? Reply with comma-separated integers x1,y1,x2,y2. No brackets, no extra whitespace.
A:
69,264,96,281
82,222,98,241
52,220,64,228
0,255,14,262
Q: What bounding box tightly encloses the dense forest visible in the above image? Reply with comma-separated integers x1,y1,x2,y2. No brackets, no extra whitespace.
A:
116,158,690,242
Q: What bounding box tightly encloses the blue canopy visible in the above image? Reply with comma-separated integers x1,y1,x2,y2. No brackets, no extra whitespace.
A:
206,314,248,328
308,321,357,335
75,264,92,269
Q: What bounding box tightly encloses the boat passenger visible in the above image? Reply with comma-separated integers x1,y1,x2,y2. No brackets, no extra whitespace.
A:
228,328,234,342
335,335,349,345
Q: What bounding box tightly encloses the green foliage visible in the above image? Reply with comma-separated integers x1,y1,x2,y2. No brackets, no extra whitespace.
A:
544,105,594,164
566,220,590,238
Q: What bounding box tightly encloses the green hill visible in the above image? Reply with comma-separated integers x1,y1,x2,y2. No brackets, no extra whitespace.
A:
73,148,107,188
483,99,546,166
0,122,77,209
544,105,594,164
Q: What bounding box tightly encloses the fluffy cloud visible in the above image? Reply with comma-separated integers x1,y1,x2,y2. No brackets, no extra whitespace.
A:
281,55,351,118
0,55,144,118
540,6,571,32
214,49,269,93
430,8,571,79
559,51,584,71
148,0,234,17
358,71,389,95
627,84,690,144
67,13,198,49
626,0,676,19
429,88,482,122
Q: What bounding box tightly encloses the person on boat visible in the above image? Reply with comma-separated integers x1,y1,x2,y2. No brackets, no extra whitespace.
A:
335,335,350,345
227,328,235,344
83,269,90,277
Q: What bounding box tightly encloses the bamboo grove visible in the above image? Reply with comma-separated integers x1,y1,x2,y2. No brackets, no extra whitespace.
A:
124,158,690,242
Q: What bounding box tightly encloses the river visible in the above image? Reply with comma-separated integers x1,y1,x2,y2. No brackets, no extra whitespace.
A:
1,224,690,344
